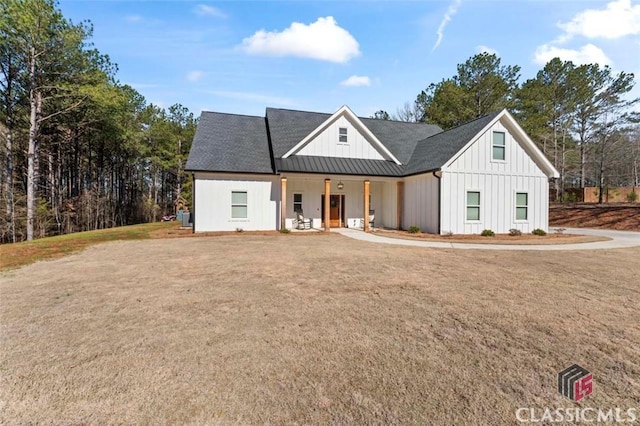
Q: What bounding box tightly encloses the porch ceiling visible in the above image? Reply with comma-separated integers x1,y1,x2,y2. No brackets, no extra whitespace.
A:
276,155,404,177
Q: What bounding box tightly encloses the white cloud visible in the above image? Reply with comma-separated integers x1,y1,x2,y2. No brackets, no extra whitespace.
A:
558,0,640,41
534,43,612,66
194,4,227,19
476,45,498,56
340,75,371,87
187,71,205,82
210,90,295,107
433,0,462,51
240,16,360,63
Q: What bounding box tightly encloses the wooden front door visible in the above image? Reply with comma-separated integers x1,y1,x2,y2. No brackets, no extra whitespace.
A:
321,194,345,228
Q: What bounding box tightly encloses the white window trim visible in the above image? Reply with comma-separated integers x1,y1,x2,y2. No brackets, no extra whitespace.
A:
491,131,507,163
515,190,529,222
231,190,248,220
465,189,482,223
338,127,349,144
293,192,303,214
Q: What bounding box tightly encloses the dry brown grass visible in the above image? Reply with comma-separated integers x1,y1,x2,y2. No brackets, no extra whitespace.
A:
1,234,639,424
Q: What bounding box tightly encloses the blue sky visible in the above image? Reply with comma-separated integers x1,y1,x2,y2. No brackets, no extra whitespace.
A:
59,0,640,118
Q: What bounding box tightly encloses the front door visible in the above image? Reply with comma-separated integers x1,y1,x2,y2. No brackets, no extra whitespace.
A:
321,194,345,228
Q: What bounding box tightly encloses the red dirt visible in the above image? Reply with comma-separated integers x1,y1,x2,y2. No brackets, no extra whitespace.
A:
549,204,640,231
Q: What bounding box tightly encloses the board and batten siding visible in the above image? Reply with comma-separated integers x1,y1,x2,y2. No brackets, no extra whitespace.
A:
295,115,386,160
194,173,280,232
403,173,440,234
440,119,550,234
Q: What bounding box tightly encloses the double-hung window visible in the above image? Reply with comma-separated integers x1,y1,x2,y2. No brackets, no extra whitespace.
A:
293,193,303,213
231,191,247,219
466,191,480,221
516,192,528,221
492,131,506,161
339,127,348,143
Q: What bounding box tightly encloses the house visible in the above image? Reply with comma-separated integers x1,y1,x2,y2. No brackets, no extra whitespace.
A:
185,106,559,234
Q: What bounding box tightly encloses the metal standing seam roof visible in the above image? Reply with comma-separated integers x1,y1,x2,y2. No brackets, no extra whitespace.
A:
276,156,405,177
187,107,503,177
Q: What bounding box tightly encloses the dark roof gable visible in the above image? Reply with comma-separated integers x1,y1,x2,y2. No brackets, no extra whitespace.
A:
405,112,501,175
185,112,273,174
186,107,502,177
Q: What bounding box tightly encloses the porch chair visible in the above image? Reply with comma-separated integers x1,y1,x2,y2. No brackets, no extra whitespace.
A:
360,209,375,229
296,210,311,230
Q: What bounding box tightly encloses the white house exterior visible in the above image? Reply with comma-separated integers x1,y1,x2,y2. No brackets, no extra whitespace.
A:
186,106,559,235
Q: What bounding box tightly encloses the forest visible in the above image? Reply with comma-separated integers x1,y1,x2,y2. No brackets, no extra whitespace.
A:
1,0,639,243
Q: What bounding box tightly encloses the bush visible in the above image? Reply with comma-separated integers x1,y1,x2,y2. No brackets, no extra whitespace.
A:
627,191,638,203
408,225,421,234
532,228,547,236
279,228,290,234
480,229,495,237
508,228,522,236
235,227,244,233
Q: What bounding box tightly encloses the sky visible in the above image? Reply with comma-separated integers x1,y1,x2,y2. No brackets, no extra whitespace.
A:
58,0,640,118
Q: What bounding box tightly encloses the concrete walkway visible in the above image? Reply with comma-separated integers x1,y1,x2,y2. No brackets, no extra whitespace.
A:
334,227,640,251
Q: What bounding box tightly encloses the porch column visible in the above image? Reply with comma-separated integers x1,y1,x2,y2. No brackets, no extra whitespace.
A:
324,179,331,232
364,180,370,232
397,181,404,230
280,177,287,230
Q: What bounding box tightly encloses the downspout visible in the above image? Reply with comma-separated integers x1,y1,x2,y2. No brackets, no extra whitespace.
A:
191,172,196,233
433,171,441,235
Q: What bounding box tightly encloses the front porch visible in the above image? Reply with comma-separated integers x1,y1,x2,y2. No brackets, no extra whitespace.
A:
279,174,404,232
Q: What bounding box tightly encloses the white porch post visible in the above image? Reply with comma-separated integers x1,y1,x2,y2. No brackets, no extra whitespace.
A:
280,177,287,230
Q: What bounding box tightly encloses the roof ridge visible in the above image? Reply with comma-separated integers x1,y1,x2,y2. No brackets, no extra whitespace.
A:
201,110,264,119
360,117,440,126
266,107,330,116
423,111,501,139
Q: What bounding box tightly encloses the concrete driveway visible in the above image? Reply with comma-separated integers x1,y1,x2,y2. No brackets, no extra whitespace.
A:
335,227,640,251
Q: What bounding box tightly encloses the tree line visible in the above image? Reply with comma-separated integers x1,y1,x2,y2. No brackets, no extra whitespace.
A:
3,1,639,244
374,53,640,203
1,0,196,243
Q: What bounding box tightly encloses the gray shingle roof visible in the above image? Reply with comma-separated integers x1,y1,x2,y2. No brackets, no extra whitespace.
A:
185,112,273,174
405,112,501,175
187,107,501,177
266,108,442,163
276,156,405,177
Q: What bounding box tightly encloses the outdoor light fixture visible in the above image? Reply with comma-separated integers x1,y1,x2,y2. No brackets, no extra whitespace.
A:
337,181,344,190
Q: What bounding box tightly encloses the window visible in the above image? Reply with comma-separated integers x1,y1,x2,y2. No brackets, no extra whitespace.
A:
293,193,302,213
339,127,348,143
466,191,480,221
493,131,505,161
516,192,528,221
231,191,247,218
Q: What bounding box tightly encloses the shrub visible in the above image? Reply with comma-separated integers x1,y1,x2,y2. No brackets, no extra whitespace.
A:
408,225,421,234
235,227,244,233
508,228,522,236
532,228,547,236
627,191,638,203
480,229,495,237
279,228,290,234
